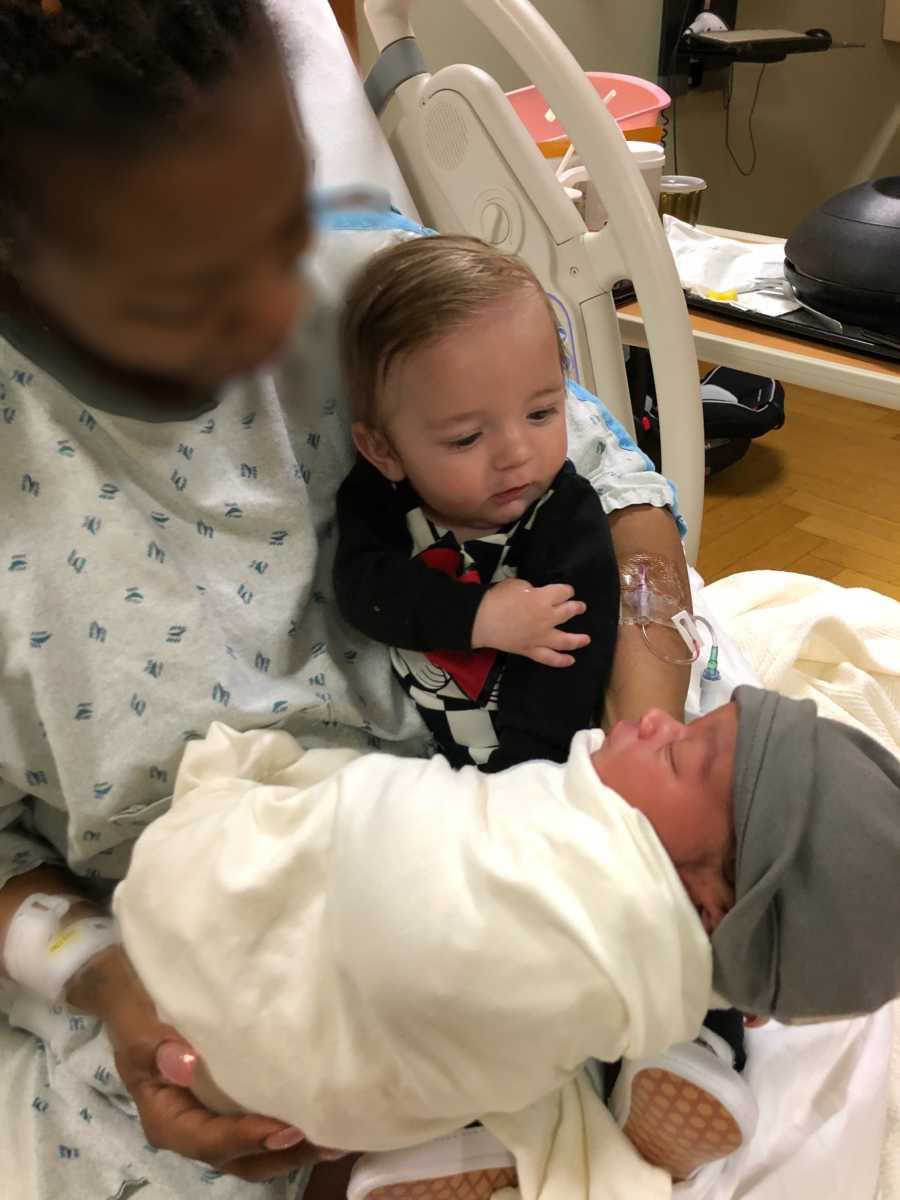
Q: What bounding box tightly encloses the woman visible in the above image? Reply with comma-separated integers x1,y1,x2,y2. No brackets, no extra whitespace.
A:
0,3,691,1197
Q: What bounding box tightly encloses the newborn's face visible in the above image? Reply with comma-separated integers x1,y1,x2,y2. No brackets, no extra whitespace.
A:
593,704,739,928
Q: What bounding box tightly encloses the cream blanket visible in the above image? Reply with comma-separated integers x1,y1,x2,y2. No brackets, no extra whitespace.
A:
700,570,900,1200
115,728,712,1200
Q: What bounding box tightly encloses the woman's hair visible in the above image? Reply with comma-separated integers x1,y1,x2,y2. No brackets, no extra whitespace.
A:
341,234,568,426
0,0,270,260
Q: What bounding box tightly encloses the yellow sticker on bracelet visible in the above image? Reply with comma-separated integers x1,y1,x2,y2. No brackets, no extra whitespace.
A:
48,925,81,955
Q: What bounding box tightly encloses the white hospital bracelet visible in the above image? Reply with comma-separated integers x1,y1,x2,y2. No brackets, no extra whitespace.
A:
3,893,121,1003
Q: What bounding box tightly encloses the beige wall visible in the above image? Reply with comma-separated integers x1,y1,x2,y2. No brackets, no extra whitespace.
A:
355,0,900,237
676,0,900,235
355,1,661,89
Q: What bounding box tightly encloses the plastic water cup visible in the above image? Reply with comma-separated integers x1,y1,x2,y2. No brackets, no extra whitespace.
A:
658,176,708,226
559,142,666,231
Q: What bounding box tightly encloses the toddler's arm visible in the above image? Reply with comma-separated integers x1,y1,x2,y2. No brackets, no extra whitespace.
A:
484,469,620,770
334,457,489,650
334,458,587,663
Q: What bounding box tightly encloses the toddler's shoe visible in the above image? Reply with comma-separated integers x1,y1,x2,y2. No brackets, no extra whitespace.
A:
609,1026,758,1182
347,1126,517,1200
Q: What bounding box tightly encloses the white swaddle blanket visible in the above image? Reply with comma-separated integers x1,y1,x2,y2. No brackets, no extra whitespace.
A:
115,725,712,1199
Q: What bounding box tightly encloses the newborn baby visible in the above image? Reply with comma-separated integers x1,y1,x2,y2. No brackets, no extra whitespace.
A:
596,703,737,933
114,689,900,1198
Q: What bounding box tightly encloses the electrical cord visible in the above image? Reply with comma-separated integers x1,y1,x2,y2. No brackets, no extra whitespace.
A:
659,105,671,157
661,0,696,171
723,63,767,176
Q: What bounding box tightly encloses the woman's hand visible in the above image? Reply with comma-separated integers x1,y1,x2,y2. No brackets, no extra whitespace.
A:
67,945,335,1182
472,578,589,666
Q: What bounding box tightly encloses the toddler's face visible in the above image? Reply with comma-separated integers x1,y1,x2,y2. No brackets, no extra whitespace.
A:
593,703,739,932
373,288,567,535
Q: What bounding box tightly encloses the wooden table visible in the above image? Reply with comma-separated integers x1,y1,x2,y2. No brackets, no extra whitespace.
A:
617,225,900,411
617,300,900,411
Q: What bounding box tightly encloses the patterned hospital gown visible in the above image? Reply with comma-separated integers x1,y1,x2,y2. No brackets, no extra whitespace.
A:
0,206,681,1200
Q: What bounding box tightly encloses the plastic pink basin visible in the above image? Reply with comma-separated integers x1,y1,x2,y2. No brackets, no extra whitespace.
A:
506,71,671,152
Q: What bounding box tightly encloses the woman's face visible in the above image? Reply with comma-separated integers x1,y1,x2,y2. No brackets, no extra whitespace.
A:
14,46,311,390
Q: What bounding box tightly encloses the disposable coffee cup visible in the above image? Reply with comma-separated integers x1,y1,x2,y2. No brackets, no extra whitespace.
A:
559,142,666,231
658,175,708,226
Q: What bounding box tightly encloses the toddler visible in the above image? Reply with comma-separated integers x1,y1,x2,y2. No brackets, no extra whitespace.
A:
334,235,620,772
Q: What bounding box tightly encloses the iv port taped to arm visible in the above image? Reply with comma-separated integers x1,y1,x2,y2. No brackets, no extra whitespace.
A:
619,554,716,667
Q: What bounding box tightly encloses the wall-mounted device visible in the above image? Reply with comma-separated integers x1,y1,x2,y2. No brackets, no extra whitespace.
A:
659,1,840,93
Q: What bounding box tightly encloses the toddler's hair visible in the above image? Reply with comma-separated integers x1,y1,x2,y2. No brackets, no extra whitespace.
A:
0,0,270,262
341,234,567,425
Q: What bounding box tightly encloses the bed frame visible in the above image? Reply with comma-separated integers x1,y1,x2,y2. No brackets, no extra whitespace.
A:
362,0,706,561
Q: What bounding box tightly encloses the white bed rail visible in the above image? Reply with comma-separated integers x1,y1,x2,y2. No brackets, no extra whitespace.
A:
364,0,705,562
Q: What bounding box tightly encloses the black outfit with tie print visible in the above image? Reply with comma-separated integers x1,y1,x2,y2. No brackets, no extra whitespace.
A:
334,457,620,772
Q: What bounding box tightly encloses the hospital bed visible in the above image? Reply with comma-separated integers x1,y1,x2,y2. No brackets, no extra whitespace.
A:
273,1,895,1196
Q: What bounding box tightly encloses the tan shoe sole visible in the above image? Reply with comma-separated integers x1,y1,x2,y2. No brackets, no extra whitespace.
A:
622,1066,744,1181
363,1166,518,1200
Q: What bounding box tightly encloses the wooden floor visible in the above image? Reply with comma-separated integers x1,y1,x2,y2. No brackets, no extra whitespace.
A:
695,383,900,601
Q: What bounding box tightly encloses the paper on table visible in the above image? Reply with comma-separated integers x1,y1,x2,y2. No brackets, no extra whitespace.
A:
663,216,801,317
733,291,800,318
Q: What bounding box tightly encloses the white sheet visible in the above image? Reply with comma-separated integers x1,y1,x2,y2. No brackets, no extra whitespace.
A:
693,570,897,1200
697,570,900,754
884,1031,900,1200
267,0,418,216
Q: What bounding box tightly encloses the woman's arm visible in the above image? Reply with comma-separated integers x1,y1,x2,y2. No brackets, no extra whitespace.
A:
562,382,692,723
605,504,692,726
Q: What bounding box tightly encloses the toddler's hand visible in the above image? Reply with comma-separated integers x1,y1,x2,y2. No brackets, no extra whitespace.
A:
472,578,590,667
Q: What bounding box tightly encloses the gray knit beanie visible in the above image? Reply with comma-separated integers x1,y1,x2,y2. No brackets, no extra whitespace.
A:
711,686,900,1020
